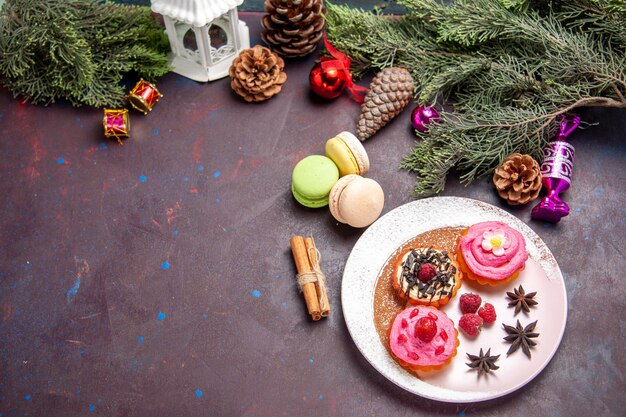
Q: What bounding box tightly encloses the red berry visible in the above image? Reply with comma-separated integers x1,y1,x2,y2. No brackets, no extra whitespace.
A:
409,308,419,318
397,334,408,344
415,317,438,342
440,330,448,342
401,318,408,328
458,313,483,337
418,263,437,282
478,302,497,324
434,345,445,356
407,352,420,361
459,293,482,314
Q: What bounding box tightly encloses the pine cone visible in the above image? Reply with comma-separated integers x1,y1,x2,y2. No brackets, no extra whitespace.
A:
356,67,415,141
229,46,287,103
493,153,542,205
261,0,325,58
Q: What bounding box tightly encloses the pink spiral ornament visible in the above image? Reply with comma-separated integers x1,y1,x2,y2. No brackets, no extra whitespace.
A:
531,115,581,223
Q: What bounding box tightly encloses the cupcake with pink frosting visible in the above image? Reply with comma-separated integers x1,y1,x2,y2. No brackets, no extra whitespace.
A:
389,306,459,372
456,221,528,286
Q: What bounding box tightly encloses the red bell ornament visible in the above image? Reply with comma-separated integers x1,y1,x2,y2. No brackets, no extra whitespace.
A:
309,61,349,99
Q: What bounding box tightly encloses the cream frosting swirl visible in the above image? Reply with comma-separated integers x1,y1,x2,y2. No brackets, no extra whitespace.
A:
389,306,457,367
458,221,527,280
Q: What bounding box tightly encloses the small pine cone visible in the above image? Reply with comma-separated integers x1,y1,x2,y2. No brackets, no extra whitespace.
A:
493,153,542,205
356,67,415,141
229,45,287,103
261,0,325,58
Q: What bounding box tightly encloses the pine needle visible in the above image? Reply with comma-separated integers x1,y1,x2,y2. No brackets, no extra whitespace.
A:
326,0,626,197
0,0,170,107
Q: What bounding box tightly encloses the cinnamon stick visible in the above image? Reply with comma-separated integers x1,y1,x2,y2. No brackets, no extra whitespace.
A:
304,236,330,317
290,236,321,321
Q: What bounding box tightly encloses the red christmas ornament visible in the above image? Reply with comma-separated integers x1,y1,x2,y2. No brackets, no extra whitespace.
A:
309,34,368,101
309,61,348,99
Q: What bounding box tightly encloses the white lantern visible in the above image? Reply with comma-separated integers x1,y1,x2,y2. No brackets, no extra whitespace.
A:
151,0,250,82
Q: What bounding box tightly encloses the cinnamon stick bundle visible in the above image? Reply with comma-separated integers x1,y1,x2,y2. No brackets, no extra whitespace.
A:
289,235,330,320
304,237,330,317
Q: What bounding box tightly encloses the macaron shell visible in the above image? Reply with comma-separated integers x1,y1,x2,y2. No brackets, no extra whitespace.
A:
292,184,328,208
325,132,370,176
339,177,384,228
329,175,384,228
291,155,339,208
328,174,358,223
325,137,360,177
336,131,369,175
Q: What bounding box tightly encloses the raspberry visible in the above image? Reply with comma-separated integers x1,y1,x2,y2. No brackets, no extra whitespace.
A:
478,302,497,324
415,317,438,342
418,263,437,282
458,313,483,337
440,330,448,342
459,293,482,314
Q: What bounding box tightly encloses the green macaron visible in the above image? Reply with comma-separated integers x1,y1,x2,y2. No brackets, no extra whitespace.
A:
291,155,339,208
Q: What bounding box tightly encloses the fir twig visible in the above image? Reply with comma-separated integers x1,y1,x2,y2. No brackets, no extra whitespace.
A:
326,0,626,197
0,0,170,107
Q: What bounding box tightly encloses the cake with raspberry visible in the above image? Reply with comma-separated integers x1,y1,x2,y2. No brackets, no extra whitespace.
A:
456,221,528,286
389,306,459,372
392,247,462,307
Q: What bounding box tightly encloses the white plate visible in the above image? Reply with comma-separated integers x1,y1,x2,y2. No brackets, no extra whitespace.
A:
341,197,567,403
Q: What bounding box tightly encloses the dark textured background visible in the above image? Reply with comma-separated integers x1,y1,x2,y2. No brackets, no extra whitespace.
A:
1,10,625,417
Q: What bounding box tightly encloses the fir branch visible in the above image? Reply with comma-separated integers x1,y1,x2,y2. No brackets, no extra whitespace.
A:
326,0,626,197
401,107,560,197
0,0,170,107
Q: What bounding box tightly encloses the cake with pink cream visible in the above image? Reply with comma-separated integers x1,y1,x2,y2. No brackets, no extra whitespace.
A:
389,306,459,372
456,221,528,286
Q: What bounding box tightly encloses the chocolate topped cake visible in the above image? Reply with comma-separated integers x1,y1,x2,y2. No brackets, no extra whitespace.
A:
392,247,462,307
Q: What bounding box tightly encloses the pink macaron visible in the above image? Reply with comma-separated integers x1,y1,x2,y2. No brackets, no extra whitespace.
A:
328,174,384,228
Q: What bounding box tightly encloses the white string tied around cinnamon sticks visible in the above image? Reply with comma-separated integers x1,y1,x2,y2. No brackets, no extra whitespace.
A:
289,236,330,320
297,244,329,315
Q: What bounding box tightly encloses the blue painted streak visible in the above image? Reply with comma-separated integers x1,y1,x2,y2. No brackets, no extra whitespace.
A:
67,279,81,302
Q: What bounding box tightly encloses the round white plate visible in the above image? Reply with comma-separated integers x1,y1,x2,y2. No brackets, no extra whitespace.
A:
342,197,567,403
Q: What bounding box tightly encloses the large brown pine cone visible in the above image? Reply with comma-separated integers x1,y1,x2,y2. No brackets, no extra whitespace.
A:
261,0,325,58
228,45,287,102
356,67,415,141
493,153,542,205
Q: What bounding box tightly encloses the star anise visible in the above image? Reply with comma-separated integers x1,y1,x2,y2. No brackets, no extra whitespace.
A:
466,348,500,376
506,285,538,315
503,320,539,359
